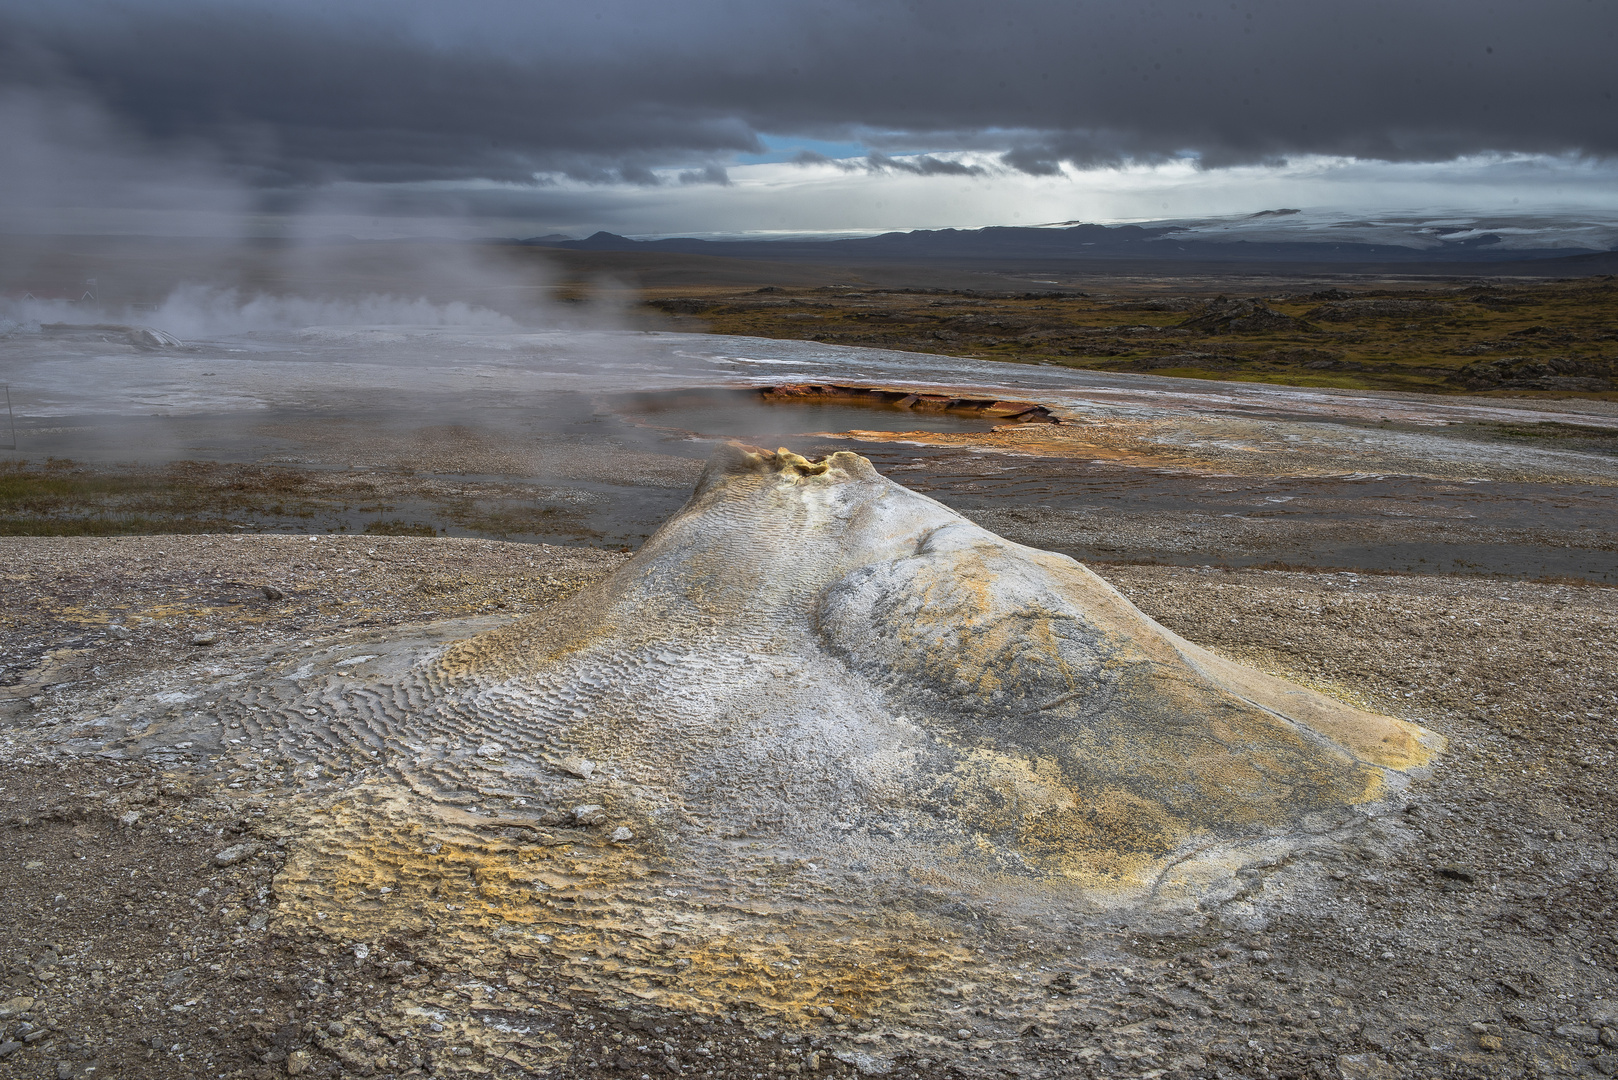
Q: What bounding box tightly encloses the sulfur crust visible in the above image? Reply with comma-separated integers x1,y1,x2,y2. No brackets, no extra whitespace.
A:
434,443,1436,897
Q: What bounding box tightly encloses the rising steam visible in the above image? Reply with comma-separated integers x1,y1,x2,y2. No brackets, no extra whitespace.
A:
145,286,521,337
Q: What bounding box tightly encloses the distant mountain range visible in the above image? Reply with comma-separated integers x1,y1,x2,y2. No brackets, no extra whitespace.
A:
520,211,1618,267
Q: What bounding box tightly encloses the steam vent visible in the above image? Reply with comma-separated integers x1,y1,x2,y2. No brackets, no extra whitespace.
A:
117,446,1443,1020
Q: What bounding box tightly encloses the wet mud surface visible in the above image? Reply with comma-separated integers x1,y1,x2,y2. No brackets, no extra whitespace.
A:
7,387,1616,581
895,454,1618,582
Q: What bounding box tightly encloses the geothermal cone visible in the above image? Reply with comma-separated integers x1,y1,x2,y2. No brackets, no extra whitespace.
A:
432,444,1439,895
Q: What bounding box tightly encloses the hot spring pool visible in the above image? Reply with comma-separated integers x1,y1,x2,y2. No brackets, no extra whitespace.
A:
607,385,1054,439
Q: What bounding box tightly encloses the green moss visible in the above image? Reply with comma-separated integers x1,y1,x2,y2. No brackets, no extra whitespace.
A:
651,278,1617,398
363,519,438,536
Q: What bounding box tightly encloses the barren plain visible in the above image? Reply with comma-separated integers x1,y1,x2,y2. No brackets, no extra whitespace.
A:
1,258,1616,1080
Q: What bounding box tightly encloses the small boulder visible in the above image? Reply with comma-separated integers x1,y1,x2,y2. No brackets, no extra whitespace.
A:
214,842,260,866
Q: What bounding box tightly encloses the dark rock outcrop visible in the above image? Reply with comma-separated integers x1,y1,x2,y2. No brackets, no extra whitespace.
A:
1178,297,1310,334
1451,356,1617,392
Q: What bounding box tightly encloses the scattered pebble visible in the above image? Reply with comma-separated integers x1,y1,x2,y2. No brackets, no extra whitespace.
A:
0,998,35,1020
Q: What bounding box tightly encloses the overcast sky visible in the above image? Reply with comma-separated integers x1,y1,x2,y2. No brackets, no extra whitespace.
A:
2,0,1616,237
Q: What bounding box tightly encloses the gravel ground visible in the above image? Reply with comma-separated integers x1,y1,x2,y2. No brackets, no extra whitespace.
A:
2,537,1616,1080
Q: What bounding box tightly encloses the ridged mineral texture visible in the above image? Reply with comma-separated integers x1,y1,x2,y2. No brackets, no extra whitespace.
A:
432,443,1438,896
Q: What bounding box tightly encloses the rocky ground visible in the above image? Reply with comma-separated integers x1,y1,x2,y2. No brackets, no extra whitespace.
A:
1,534,1615,1079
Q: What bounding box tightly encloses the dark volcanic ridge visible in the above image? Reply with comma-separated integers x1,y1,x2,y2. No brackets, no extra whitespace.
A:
521,213,1618,270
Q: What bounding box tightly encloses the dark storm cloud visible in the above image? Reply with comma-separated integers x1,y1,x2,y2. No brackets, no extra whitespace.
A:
1,0,1614,188
865,153,987,177
788,151,985,176
679,165,732,187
